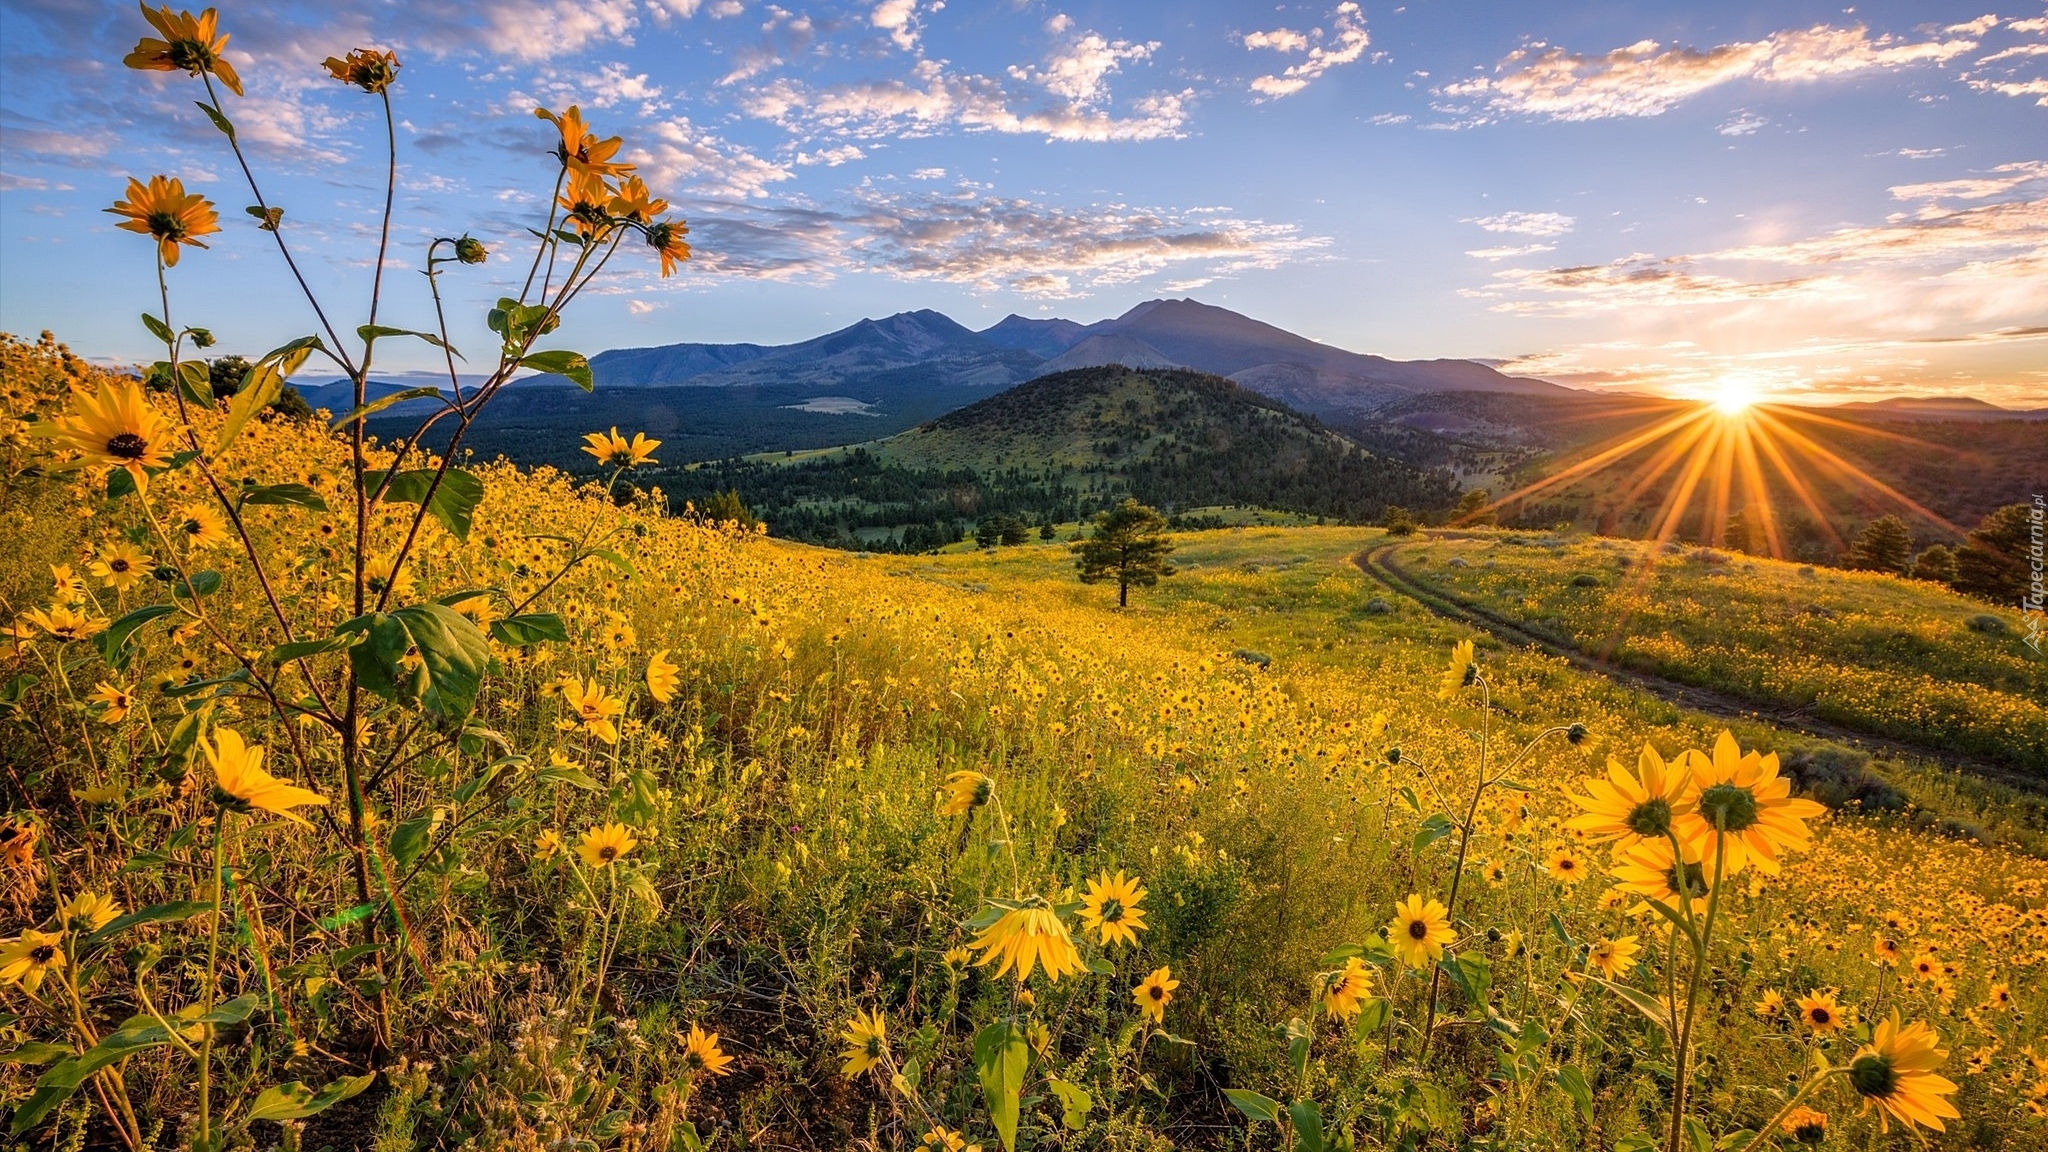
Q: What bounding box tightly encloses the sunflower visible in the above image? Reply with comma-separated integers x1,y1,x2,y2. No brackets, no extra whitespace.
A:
560,678,624,744
1779,1106,1827,1144
1848,1010,1961,1132
1544,844,1588,886
647,219,692,277
1317,956,1373,1018
1078,869,1148,947
0,930,66,994
363,553,412,602
1134,965,1179,1024
1796,989,1849,1035
1872,934,1901,967
1438,638,1475,701
558,169,617,236
920,1129,980,1152
56,891,121,934
839,1007,887,1077
580,427,661,469
609,176,668,223
937,769,992,817
645,648,679,704
21,604,108,643
1587,935,1641,980
174,502,230,549
533,830,566,862
124,5,243,95
106,175,221,267
1610,835,1713,913
681,1024,733,1078
206,727,327,826
89,682,134,723
1388,894,1454,969
942,945,973,971
43,377,179,494
321,47,399,93
1564,742,1692,853
1672,731,1826,877
535,105,635,178
968,897,1086,983
90,541,152,590
576,823,637,870
0,817,38,868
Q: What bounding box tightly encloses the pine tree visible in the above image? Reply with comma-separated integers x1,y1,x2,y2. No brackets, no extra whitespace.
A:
1844,515,1913,574
1382,505,1419,536
1454,488,1495,525
1072,499,1176,608
1908,544,1957,585
1952,503,2034,606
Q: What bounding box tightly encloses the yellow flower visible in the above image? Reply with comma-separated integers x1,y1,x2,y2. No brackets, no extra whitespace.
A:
839,1007,887,1077
363,553,412,602
1587,935,1640,980
1563,742,1692,854
1873,934,1901,967
106,175,221,267
1133,965,1179,1024
174,501,230,548
921,1128,981,1152
0,817,37,868
124,5,243,96
1544,844,1588,886
1753,989,1784,1018
56,891,121,934
561,678,624,744
576,823,637,869
1796,989,1849,1035
1388,894,1454,969
1317,956,1373,1019
558,168,617,236
942,945,973,971
645,648,679,704
21,604,108,643
1673,731,1826,877
535,105,636,178
1078,869,1148,948
937,769,991,817
321,47,399,93
609,176,668,222
968,897,1086,983
581,427,661,469
0,930,67,994
1849,1010,1961,1132
90,541,153,591
1610,836,1713,913
89,682,134,723
1779,1106,1827,1144
1438,638,1475,700
533,830,566,862
206,726,328,826
681,1023,734,1077
44,378,177,491
647,219,692,277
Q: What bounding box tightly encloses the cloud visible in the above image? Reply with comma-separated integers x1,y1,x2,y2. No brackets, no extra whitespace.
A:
794,144,865,166
1889,160,2048,201
1466,243,1556,260
1716,110,1768,136
630,118,795,198
475,0,641,62
719,5,814,86
1437,23,1976,122
1465,210,1576,237
1013,30,1158,103
1472,258,1832,313
740,58,1190,142
1711,195,2048,265
910,166,947,179
871,0,925,52
1248,3,1370,98
0,172,75,192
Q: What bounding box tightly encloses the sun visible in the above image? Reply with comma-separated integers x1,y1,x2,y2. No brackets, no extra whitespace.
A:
1710,381,1759,416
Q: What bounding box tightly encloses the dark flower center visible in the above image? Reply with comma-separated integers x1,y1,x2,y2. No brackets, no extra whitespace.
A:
1626,798,1673,837
1100,898,1124,923
167,39,216,73
109,558,131,573
1149,986,1164,1000
1849,1053,1896,1099
1698,782,1760,832
1407,919,1428,940
1666,861,1709,899
30,945,54,964
145,210,190,241
1809,1007,1831,1025
105,432,150,460
598,846,617,861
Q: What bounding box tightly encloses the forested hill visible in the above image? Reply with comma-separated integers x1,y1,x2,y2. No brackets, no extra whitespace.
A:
650,365,1458,551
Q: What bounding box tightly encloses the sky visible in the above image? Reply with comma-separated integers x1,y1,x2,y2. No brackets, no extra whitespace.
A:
1,0,2045,406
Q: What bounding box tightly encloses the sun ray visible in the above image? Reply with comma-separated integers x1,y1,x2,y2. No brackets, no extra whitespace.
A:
1464,407,1711,525
1751,411,1966,536
1729,418,1785,558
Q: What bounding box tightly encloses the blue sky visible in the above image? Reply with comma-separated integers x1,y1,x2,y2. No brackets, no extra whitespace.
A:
2,0,2044,404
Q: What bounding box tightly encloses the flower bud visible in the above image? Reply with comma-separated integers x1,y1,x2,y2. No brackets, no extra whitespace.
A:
454,235,488,264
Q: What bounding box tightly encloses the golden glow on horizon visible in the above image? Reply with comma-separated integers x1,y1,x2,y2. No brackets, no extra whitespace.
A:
1709,380,1759,417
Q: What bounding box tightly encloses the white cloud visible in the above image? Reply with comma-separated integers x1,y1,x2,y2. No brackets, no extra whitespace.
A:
1889,160,2048,201
1014,30,1158,103
1466,243,1556,260
1717,110,1768,135
1244,28,1310,54
1437,23,1976,122
911,166,947,179
740,58,1190,143
719,5,814,85
794,144,866,166
631,118,795,198
872,0,925,52
1471,258,1834,313
1249,2,1370,98
477,0,640,62
1465,211,1576,237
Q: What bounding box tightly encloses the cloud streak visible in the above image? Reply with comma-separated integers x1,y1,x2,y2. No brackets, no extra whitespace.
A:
1246,2,1370,98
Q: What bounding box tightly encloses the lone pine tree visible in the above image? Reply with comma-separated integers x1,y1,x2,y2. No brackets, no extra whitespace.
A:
1073,498,1176,607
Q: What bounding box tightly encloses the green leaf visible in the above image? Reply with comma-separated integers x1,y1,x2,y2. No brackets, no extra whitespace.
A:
85,901,212,949
520,349,594,391
1440,951,1492,1013
1584,975,1672,1035
388,813,437,872
368,468,485,541
973,1019,1029,1152
1285,1099,1326,1152
536,763,601,792
0,1042,71,1066
339,604,491,720
319,903,382,933
257,336,321,375
1555,1066,1594,1125
264,633,360,663
217,359,284,455
106,466,138,501
176,359,212,407
173,570,223,600
195,101,235,140
1045,1077,1092,1132
488,613,567,646
246,1072,376,1122
247,204,282,231
358,325,457,357
328,386,444,431
1683,1116,1712,1152
1223,1088,1282,1126
1412,812,1455,855
586,548,639,580
238,482,328,512
141,313,174,345
97,604,176,671
1352,996,1391,1048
